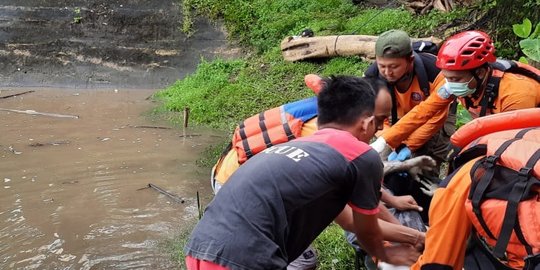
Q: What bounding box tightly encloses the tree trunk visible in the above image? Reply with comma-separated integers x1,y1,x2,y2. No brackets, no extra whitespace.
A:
281,35,443,62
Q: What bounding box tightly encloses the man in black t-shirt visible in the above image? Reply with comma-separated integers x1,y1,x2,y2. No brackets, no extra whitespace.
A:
184,76,420,270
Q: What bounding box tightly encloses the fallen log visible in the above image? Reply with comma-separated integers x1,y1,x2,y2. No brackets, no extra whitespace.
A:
281,34,443,62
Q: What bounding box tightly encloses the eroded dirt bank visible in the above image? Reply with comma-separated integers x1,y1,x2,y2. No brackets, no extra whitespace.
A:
0,0,238,89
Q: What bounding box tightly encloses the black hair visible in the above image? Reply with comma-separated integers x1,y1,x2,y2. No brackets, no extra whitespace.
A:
364,77,390,96
317,76,376,126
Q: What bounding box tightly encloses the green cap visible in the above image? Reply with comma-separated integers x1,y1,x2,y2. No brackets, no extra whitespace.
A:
375,30,412,58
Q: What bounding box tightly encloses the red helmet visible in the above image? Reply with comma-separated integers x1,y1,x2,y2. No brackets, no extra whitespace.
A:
436,30,496,70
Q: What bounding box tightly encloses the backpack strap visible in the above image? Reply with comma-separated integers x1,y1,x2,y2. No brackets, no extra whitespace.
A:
492,148,540,258
279,106,296,141
470,138,520,239
412,51,433,98
257,112,272,148
465,232,516,270
513,216,534,256
238,121,253,159
479,74,501,117
479,59,540,116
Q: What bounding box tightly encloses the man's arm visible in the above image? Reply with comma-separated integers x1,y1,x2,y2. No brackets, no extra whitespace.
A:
382,88,454,149
352,210,421,266
334,206,424,247
403,102,449,151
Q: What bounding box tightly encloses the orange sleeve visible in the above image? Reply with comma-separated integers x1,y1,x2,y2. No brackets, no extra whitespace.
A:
382,75,454,149
403,106,448,151
403,75,450,151
411,160,477,270
496,73,540,113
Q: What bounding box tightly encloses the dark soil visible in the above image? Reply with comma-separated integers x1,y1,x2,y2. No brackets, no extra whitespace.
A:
0,0,237,89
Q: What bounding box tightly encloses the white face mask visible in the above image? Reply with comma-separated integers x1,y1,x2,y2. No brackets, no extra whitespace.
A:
444,77,476,97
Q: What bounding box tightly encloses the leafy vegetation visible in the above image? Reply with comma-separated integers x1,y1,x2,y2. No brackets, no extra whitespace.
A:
158,1,467,132
474,0,540,59
513,18,540,64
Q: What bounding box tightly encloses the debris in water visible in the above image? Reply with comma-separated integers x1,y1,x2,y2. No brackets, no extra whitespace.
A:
29,140,70,147
4,178,11,183
129,125,171,130
140,183,185,204
0,90,35,99
8,146,22,155
0,108,79,119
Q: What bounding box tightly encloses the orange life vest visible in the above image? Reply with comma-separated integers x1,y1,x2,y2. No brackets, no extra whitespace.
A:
449,108,540,269
232,97,318,164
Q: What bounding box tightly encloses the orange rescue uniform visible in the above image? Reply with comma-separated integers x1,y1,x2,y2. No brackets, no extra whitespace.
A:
382,71,540,149
385,73,449,151
411,158,476,270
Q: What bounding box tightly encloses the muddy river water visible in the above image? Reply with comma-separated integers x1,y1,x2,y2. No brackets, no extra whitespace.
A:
0,0,237,268
0,88,223,269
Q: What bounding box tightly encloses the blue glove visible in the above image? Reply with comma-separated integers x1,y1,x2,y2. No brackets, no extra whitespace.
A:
387,146,412,162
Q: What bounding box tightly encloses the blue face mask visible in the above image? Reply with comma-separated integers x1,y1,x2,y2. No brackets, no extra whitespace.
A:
444,77,475,97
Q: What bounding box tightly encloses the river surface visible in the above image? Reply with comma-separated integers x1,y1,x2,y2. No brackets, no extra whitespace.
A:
0,0,236,268
0,88,223,269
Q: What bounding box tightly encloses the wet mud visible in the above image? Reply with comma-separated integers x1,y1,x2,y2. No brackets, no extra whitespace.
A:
0,0,239,89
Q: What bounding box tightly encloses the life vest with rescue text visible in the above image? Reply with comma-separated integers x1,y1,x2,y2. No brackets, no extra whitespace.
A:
232,97,318,164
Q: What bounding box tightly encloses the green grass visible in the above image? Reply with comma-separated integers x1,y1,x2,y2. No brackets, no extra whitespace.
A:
313,223,357,269
156,2,468,131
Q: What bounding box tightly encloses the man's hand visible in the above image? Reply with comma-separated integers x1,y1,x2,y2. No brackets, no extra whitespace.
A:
383,155,436,177
417,175,439,196
388,195,423,212
370,136,388,153
401,156,436,182
383,244,421,266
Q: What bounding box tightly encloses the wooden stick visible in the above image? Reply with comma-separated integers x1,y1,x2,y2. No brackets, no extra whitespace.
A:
0,108,79,119
0,90,35,99
147,183,185,204
183,107,190,128
130,125,171,129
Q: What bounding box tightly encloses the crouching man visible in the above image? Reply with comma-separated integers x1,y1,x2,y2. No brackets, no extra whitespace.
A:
184,76,420,269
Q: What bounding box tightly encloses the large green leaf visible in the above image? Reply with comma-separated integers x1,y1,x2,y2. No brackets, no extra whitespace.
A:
513,18,533,38
520,38,540,62
531,22,540,39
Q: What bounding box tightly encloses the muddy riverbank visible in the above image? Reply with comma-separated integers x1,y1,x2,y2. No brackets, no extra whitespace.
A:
0,0,239,89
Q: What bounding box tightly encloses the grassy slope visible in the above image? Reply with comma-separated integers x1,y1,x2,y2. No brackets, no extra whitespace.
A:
158,1,471,268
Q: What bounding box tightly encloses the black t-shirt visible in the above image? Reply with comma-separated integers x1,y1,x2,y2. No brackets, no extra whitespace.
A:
184,128,383,269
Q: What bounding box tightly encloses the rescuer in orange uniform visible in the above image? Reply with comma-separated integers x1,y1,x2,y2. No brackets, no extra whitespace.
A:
370,30,540,155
